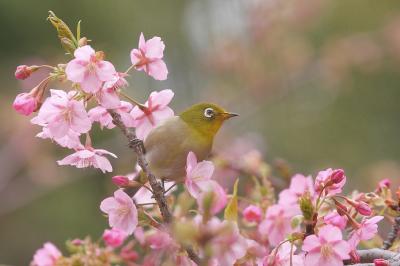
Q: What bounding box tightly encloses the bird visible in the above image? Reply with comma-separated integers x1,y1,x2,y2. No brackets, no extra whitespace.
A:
142,102,238,183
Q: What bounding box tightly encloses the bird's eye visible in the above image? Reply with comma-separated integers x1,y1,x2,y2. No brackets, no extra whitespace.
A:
204,107,215,118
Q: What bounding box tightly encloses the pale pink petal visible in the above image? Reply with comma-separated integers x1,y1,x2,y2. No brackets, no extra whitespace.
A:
147,59,168,80
138,32,146,51
74,45,95,60
80,73,102,93
302,235,320,252
319,224,343,243
150,89,174,109
332,241,351,259
130,48,141,66
186,151,197,174
100,197,118,213
97,87,121,109
96,60,116,81
145,36,165,59
65,59,87,82
94,154,113,173
304,252,322,266
135,118,154,140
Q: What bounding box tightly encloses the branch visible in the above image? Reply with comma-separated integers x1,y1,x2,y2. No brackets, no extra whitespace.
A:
383,216,400,250
108,110,201,264
345,249,400,266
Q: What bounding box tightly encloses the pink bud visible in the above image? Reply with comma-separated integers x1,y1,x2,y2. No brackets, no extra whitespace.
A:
378,178,391,189
331,169,345,184
355,201,372,216
15,65,33,80
374,259,389,266
71,238,84,245
243,205,262,223
102,228,127,248
112,175,130,187
13,92,38,116
121,245,139,261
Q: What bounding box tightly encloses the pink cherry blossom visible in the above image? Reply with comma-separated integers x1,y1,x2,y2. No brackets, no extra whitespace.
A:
324,211,348,230
264,242,304,266
278,174,315,206
57,145,117,173
13,92,38,115
103,228,128,248
348,216,384,249
95,72,128,109
100,189,138,235
302,225,351,266
66,45,116,93
32,242,62,266
31,90,91,138
88,101,134,129
197,180,228,215
36,127,81,149
146,229,175,250
130,89,174,140
315,168,347,196
258,204,299,246
243,205,262,223
184,151,215,199
130,33,168,80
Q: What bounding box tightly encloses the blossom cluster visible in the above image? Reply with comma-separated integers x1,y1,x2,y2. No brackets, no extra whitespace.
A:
14,12,398,266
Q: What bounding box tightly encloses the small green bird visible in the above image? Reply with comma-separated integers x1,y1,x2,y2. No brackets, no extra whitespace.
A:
143,103,238,182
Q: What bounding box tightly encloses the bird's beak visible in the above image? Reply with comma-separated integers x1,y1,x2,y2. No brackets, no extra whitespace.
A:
221,112,239,120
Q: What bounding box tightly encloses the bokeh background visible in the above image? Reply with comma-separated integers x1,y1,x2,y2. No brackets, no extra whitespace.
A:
1,0,400,264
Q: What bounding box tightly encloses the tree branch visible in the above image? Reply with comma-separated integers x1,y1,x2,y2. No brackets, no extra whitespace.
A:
383,216,400,250
108,110,201,264
345,249,400,266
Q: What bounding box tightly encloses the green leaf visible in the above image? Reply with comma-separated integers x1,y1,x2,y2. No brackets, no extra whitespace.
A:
77,20,82,41
224,179,239,221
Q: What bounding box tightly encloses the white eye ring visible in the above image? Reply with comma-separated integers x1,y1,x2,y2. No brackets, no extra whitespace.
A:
204,107,215,118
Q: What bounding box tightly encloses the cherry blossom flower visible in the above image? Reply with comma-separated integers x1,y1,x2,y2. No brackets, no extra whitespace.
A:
184,151,215,199
57,145,117,173
324,211,348,230
264,242,305,266
197,180,228,215
315,168,347,196
36,127,81,149
278,174,315,206
258,204,299,246
130,89,174,140
348,216,384,249
66,45,116,93
31,89,91,138
88,101,134,129
102,228,128,248
13,92,38,115
302,224,351,266
130,33,168,80
32,242,62,266
243,205,263,223
146,229,175,250
95,72,128,109
100,189,138,235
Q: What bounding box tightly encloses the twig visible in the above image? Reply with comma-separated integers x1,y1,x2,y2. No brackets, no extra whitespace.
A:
108,110,201,265
345,249,400,266
383,216,400,250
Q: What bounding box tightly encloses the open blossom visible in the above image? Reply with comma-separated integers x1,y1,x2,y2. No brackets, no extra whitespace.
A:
37,127,81,149
348,216,384,249
197,180,228,215
100,189,138,235
243,205,262,223
130,89,174,140
264,242,304,266
32,242,62,266
89,101,134,129
258,204,299,246
57,145,117,173
184,151,215,199
315,168,346,196
130,32,168,80
103,228,128,248
66,45,116,93
146,229,175,250
302,225,350,266
279,174,315,206
13,92,38,115
324,211,348,230
95,72,128,109
31,90,91,138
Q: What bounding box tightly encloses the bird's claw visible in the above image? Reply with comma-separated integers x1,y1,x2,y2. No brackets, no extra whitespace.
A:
129,138,145,153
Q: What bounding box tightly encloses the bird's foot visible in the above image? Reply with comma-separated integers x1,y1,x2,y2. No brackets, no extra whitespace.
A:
129,138,145,153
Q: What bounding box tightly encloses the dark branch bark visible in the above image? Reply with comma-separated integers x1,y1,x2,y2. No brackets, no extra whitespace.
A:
345,249,400,266
383,216,400,250
109,110,201,264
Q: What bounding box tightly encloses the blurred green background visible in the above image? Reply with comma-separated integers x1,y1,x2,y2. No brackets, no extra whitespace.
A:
1,0,400,264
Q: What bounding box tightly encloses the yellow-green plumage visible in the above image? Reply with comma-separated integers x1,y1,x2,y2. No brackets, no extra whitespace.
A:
143,103,237,182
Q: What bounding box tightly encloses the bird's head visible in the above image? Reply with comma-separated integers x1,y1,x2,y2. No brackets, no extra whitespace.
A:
179,103,238,138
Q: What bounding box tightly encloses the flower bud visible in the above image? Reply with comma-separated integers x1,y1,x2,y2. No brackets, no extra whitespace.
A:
378,178,391,191
15,65,37,80
48,11,77,53
331,169,345,184
242,205,262,223
13,92,38,116
102,228,127,248
112,175,130,187
299,193,314,221
355,201,372,216
374,259,389,266
291,215,303,229
78,37,88,47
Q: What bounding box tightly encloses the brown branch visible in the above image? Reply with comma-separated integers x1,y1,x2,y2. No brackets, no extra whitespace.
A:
108,110,201,264
344,249,400,266
383,216,400,250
